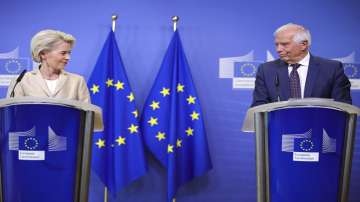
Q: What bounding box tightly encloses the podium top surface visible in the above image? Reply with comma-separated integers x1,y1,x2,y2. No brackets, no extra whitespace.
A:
242,98,360,132
0,97,103,132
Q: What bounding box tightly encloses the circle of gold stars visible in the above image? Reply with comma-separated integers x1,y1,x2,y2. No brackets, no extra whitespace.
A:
5,59,22,73
240,63,257,77
300,139,314,151
24,137,39,150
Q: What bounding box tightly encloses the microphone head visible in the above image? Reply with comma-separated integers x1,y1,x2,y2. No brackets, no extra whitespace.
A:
16,69,27,82
275,74,279,86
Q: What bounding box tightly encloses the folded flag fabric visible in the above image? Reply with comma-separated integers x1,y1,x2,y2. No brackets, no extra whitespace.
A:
88,30,147,196
141,30,212,201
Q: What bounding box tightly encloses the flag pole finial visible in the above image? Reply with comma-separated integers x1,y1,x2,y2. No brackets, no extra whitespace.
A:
112,15,118,32
172,16,179,32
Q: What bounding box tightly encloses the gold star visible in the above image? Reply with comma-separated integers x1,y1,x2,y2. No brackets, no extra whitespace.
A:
90,84,100,94
127,92,135,102
149,101,160,110
115,136,126,145
128,124,138,134
156,131,166,141
186,95,196,104
106,79,114,87
148,117,158,126
177,83,184,92
160,87,170,97
190,111,200,120
132,110,138,118
95,138,105,148
115,81,124,90
167,144,174,153
185,127,194,136
176,139,182,148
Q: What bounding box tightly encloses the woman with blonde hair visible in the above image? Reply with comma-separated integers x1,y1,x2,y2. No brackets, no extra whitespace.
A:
7,29,90,103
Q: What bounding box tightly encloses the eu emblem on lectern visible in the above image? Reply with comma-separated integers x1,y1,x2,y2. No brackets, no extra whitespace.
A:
281,129,336,162
8,126,67,160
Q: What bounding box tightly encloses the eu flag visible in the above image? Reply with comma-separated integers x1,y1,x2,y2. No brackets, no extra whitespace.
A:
343,63,360,79
88,30,147,196
141,30,212,202
234,61,261,77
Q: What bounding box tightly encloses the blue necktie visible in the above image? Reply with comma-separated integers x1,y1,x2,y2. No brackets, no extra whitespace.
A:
290,63,301,98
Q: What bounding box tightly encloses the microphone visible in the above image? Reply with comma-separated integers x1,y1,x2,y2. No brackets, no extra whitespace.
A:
275,73,280,102
10,69,27,98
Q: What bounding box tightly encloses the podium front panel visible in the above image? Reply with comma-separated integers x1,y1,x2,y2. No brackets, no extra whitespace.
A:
0,104,84,202
267,107,346,202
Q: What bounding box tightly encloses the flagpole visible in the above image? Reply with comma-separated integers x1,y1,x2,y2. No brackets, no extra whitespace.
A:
103,15,117,202
104,186,108,202
112,14,118,32
171,18,179,200
172,16,179,32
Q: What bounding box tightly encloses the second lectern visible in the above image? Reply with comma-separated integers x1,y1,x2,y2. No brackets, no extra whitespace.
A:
243,98,359,202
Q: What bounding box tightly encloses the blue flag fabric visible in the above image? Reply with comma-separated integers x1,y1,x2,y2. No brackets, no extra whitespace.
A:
141,30,212,201
88,30,147,196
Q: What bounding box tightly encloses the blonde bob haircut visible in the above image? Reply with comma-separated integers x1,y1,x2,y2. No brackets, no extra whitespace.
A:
31,29,76,63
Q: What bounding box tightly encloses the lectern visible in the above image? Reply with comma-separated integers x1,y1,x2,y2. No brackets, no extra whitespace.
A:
242,98,360,202
0,97,103,202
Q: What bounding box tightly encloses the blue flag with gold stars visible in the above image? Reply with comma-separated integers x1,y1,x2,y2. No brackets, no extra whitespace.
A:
88,30,147,196
141,30,212,202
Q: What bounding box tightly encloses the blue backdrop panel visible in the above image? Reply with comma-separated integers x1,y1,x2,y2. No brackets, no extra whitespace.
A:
0,104,81,202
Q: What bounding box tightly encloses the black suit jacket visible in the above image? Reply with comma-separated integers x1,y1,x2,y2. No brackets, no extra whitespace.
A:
251,55,352,107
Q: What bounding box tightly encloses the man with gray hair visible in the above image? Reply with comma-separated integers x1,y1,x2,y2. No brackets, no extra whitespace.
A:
251,23,351,107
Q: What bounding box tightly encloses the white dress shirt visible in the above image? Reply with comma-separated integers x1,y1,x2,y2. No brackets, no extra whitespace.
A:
288,52,310,98
45,79,59,94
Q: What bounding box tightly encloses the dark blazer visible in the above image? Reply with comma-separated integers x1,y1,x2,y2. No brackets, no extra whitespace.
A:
251,55,352,107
